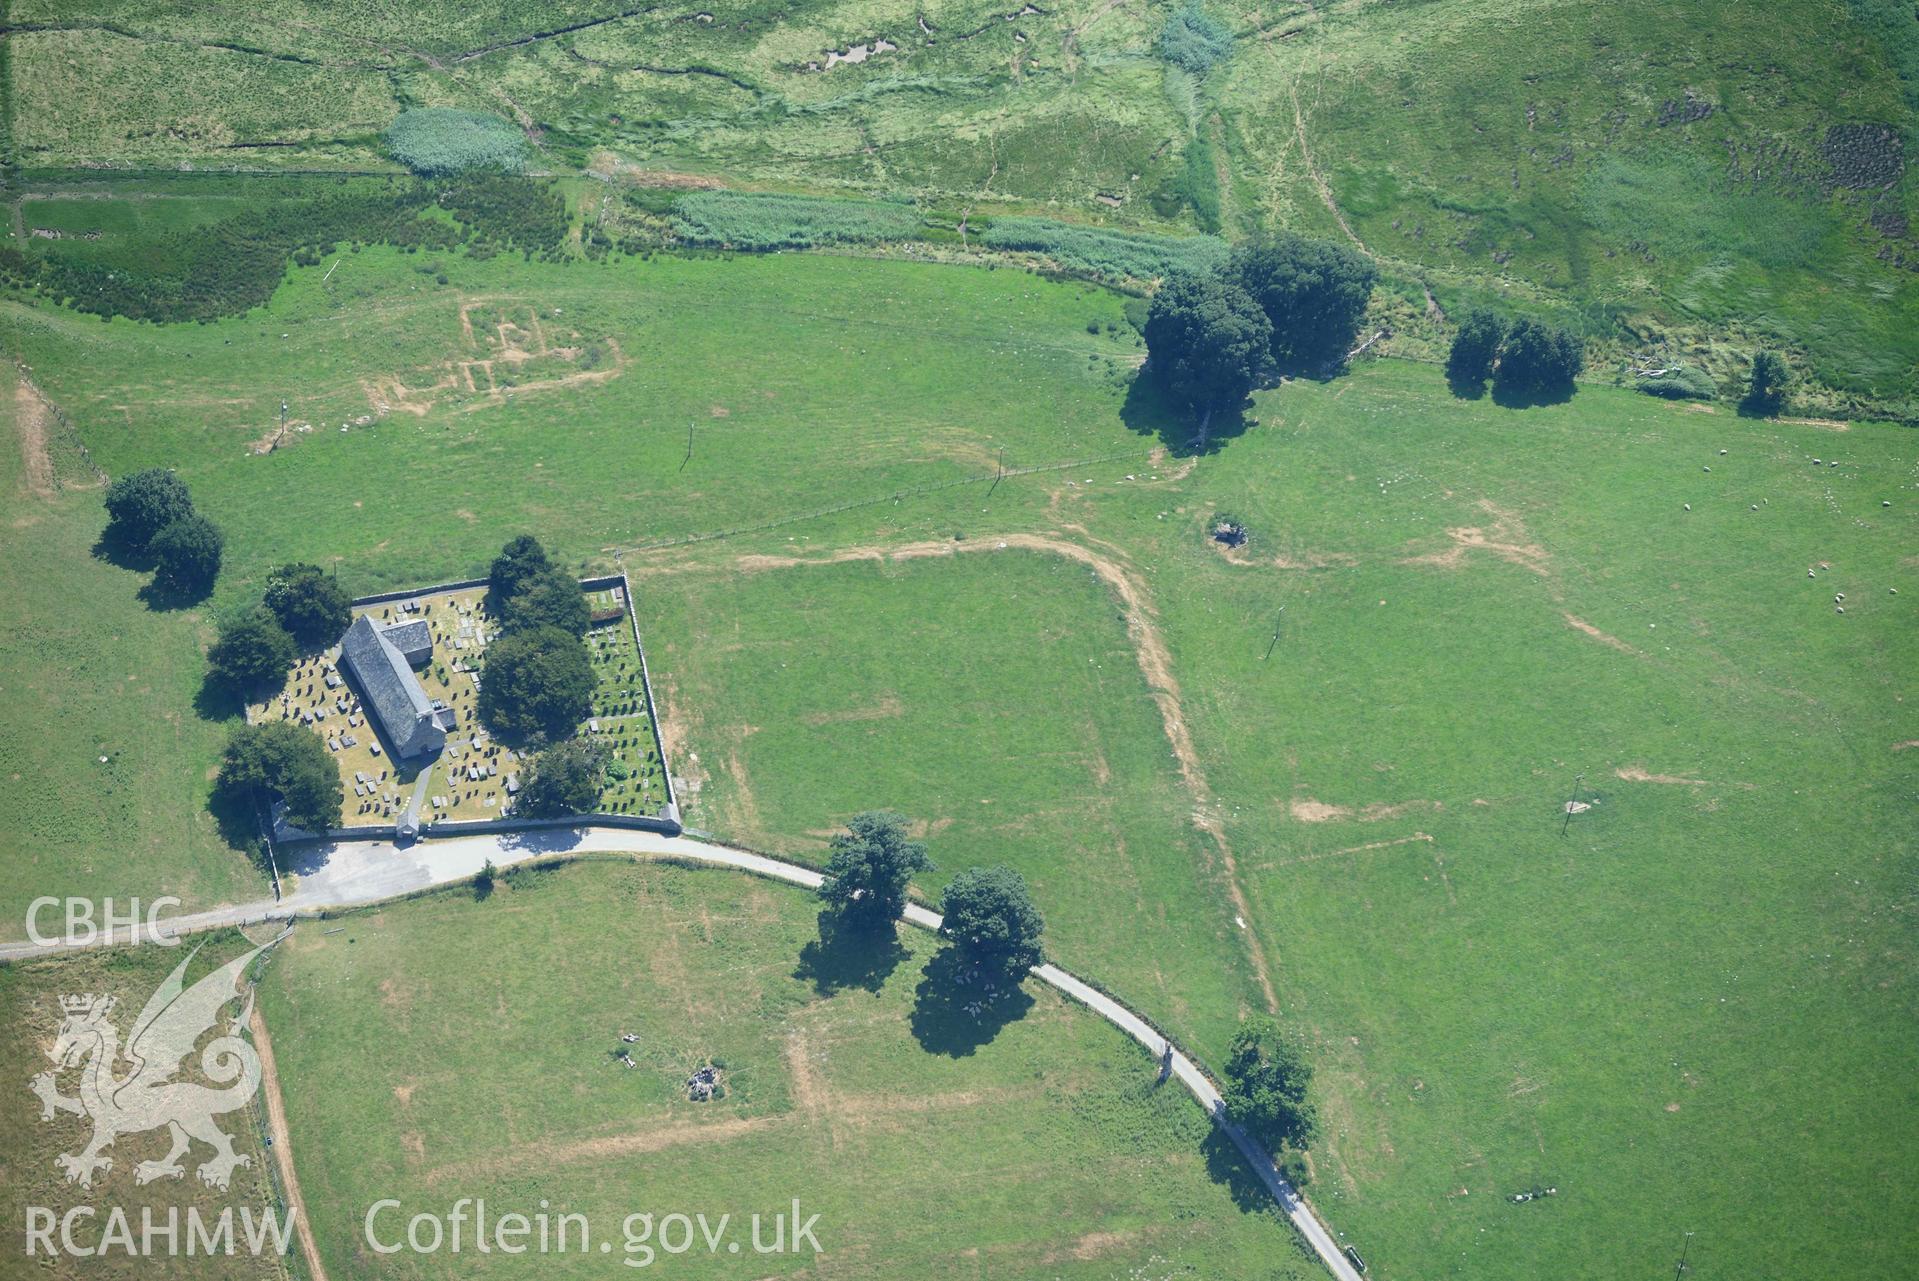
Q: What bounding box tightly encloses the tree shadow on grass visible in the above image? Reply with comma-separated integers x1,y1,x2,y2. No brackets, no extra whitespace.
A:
909,945,1035,1058
136,576,213,612
1445,372,1489,401
1490,380,1576,410
194,673,249,723
207,784,266,861
91,529,153,574
794,911,910,998
1202,1124,1278,1214
1119,373,1256,458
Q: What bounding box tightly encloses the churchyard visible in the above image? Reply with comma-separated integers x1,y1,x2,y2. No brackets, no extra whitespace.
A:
246,581,668,830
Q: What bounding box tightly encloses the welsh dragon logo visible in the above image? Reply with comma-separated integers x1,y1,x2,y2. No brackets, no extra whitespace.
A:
30,933,285,1191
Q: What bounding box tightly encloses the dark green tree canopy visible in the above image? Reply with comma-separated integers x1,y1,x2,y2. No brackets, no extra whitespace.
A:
1143,269,1274,427
264,562,353,648
1493,318,1584,401
1222,1016,1318,1155
939,864,1045,976
1445,308,1506,390
489,534,555,599
1743,350,1790,417
216,720,342,835
147,513,224,599
820,811,933,929
476,623,595,744
495,567,592,637
516,737,610,817
207,606,296,694
103,468,193,552
1230,234,1378,372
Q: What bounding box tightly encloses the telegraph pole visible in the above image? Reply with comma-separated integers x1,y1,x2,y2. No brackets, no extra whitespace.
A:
1560,771,1585,836
987,446,1005,498
275,400,288,450
1673,1231,1694,1280
680,419,694,471
1262,607,1285,660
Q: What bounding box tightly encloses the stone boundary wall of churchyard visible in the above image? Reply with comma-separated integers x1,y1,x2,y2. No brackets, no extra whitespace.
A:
278,809,683,847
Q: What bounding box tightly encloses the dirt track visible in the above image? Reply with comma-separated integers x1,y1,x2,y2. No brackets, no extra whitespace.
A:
250,1003,329,1281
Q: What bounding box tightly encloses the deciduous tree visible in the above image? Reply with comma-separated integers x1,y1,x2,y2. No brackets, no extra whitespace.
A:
103,468,193,553
939,865,1045,977
148,513,225,599
1222,1016,1318,1155
1143,269,1274,437
215,720,342,834
207,606,296,694
516,737,611,817
477,623,595,743
820,811,933,930
264,562,353,648
1230,234,1377,372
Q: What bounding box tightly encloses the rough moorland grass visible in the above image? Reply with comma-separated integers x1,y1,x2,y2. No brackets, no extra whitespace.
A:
0,933,285,1281
257,861,1309,1280
670,190,923,248
980,215,1229,282
640,547,1259,1051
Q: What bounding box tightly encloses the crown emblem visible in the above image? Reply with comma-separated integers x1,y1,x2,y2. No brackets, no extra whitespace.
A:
58,994,105,1015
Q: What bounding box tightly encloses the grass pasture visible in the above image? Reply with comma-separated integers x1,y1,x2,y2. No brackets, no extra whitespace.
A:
0,236,1913,1279
639,544,1263,1052
1141,361,1919,1278
257,860,1309,1280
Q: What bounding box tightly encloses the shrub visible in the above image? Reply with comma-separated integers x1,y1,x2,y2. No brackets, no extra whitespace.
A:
1159,3,1234,76
980,217,1229,282
385,109,527,177
671,192,922,249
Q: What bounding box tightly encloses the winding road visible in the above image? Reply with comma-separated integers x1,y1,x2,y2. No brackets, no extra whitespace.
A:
2,828,1362,1281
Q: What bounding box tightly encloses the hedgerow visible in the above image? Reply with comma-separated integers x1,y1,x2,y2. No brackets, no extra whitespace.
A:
671,192,923,249
385,108,528,177
979,217,1229,282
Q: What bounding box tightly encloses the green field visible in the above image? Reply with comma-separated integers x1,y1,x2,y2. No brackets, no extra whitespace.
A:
257,860,1309,1280
6,0,1916,413
0,232,1915,1279
641,545,1261,1051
